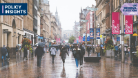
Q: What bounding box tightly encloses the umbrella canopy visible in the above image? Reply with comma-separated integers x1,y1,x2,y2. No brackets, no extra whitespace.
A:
87,44,92,46
38,42,45,47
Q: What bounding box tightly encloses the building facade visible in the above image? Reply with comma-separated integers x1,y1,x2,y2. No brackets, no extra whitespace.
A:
0,0,33,58
62,30,74,40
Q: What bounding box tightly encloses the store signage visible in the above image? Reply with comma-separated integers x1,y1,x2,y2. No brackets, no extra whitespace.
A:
96,28,100,39
120,3,138,15
90,28,94,39
125,15,133,34
112,12,120,34
0,3,27,15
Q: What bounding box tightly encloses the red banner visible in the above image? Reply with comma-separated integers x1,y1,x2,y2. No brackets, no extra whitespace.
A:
125,15,133,34
112,12,120,34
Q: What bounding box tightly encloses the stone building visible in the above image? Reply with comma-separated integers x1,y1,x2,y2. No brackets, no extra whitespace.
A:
73,21,80,38
51,15,58,40
0,0,33,57
62,30,74,40
23,0,34,44
40,0,50,42
95,0,112,44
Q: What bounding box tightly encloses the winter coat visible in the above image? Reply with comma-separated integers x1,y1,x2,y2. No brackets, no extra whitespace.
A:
73,48,81,60
24,47,28,57
61,47,69,60
87,47,91,52
80,46,85,57
95,46,101,53
50,47,57,56
35,47,44,57
1,47,7,56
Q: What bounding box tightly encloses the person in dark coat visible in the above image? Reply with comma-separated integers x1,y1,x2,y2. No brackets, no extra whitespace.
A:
87,46,91,56
79,44,85,68
35,46,44,67
1,45,7,61
23,46,28,60
61,46,69,66
6,44,10,60
73,45,81,69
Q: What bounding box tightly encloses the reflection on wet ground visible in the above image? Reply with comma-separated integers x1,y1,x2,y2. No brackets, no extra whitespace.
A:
0,50,138,78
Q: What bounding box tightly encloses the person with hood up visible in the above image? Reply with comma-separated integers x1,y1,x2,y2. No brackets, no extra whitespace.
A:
50,46,57,64
73,45,81,69
61,45,69,66
35,44,44,68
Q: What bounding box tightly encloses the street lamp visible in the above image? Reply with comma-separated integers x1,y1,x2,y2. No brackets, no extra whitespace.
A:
80,20,88,53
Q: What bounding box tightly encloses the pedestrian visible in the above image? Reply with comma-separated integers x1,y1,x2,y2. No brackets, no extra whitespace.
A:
95,45,101,57
131,43,136,52
115,44,119,57
1,45,7,62
59,43,62,51
31,45,34,57
73,45,81,69
50,46,57,64
79,44,85,68
61,45,69,66
35,44,44,68
6,44,10,60
23,45,28,60
87,46,91,56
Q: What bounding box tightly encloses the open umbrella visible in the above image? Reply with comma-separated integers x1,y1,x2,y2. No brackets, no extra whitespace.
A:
38,42,45,47
87,44,92,46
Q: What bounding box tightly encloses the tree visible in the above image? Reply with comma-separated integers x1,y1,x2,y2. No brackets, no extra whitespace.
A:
68,36,76,44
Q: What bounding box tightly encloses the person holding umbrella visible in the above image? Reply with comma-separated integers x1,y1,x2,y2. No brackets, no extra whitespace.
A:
60,45,69,66
50,46,57,64
35,42,45,68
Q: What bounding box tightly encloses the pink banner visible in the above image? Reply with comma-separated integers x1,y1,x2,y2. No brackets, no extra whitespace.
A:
125,15,133,34
79,36,81,42
112,12,120,34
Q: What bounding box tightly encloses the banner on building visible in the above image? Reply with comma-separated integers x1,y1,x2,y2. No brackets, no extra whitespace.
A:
87,34,90,41
96,28,100,39
125,15,133,34
79,36,82,42
90,28,94,39
83,33,90,41
112,12,120,34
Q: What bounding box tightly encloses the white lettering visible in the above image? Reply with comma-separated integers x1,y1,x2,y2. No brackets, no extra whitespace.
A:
5,10,9,13
19,5,22,9
5,5,9,9
10,10,13,14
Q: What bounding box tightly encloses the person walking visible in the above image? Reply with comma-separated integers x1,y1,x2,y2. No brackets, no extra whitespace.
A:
23,46,28,60
115,44,119,57
73,45,81,69
50,46,57,64
6,44,10,60
1,45,7,62
35,44,44,68
79,44,85,68
87,46,91,57
95,45,101,57
60,45,69,66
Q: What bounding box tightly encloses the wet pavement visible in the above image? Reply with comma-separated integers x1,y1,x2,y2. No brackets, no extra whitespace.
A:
0,50,138,78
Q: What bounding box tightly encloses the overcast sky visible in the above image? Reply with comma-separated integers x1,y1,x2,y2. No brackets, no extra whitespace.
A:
49,0,96,30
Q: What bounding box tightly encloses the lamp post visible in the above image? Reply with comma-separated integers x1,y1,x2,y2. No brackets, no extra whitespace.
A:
80,20,88,53
120,0,124,63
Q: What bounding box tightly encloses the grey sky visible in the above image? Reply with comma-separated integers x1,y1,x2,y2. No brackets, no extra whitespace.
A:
49,0,96,30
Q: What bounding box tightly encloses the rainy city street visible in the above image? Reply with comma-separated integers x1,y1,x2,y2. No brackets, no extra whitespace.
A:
0,50,138,78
